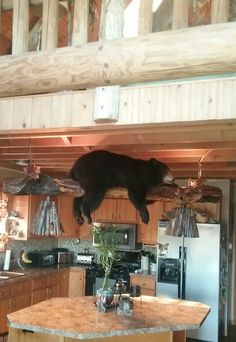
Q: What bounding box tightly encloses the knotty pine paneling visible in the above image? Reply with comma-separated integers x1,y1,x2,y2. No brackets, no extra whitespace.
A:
0,77,236,131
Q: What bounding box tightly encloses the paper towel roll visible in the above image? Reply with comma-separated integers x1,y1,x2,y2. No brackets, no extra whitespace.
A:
141,255,149,271
3,249,11,271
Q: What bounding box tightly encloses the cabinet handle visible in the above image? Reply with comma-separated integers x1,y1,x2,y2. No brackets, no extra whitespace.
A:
0,292,2,295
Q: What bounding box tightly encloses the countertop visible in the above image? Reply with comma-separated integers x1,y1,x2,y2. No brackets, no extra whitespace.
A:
129,270,156,278
7,296,210,340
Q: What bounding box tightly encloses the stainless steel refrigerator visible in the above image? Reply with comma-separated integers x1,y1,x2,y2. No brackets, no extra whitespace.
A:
156,223,227,342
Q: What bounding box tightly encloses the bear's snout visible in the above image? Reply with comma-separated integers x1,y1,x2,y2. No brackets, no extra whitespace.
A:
163,170,175,184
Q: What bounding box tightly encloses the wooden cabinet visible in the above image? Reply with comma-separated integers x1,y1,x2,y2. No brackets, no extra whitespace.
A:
130,275,156,296
137,201,163,245
59,270,69,297
68,268,85,297
6,194,57,240
31,273,60,305
79,221,93,240
0,280,31,334
57,195,80,238
0,285,10,333
94,198,137,223
10,280,31,313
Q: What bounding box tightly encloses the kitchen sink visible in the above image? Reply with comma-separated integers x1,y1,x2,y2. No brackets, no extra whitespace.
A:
0,271,25,280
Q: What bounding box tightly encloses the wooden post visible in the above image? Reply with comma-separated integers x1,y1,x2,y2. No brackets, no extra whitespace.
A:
41,0,58,50
93,0,124,122
172,0,189,29
211,0,230,23
12,0,29,55
138,0,153,35
72,0,89,46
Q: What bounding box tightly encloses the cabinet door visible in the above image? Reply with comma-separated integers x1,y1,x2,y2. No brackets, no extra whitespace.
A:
137,201,163,245
60,271,69,297
31,288,48,305
0,299,10,333
94,198,117,222
130,275,156,296
68,268,85,297
7,195,30,240
57,196,80,237
0,285,10,333
10,280,31,313
11,293,31,313
116,199,137,223
79,221,93,240
47,284,60,299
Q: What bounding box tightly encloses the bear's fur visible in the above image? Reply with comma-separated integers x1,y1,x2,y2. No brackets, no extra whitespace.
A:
69,150,174,225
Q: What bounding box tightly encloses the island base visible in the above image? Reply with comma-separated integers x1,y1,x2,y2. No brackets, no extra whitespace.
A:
9,328,186,342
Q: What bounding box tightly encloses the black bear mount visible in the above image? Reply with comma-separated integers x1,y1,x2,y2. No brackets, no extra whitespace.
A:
69,150,174,225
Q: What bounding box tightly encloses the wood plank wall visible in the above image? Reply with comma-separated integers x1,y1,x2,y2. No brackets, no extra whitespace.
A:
0,76,236,131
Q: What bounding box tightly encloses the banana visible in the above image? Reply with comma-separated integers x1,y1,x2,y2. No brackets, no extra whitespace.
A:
22,251,32,264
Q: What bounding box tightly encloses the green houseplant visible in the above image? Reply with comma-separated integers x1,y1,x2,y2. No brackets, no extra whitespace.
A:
93,225,119,310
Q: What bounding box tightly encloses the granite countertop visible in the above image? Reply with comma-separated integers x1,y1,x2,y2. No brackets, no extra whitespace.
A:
7,296,210,340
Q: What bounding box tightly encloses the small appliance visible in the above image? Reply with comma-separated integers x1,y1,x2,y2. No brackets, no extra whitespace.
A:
28,250,57,267
52,248,73,264
76,253,94,265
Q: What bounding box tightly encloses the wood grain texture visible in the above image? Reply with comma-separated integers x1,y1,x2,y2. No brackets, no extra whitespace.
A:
172,0,189,29
12,0,29,55
41,0,58,50
1,22,236,97
72,0,89,45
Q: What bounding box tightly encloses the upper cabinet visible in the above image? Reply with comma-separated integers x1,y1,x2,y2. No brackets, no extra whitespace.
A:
94,198,137,224
137,201,163,245
6,194,59,240
56,196,80,238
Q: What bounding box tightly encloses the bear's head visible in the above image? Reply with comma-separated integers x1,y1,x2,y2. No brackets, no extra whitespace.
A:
149,158,175,184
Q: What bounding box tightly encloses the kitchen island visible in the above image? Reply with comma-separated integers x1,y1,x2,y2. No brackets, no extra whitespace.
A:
7,295,210,342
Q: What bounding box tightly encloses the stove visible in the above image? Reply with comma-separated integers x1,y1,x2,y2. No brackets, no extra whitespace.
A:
81,251,141,296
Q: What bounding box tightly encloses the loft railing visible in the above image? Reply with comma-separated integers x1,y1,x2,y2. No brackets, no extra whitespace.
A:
0,0,233,57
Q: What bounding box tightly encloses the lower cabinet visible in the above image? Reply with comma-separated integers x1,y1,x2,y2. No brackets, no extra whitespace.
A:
0,280,31,333
31,273,61,305
60,270,70,297
68,268,85,297
0,268,83,333
130,275,156,296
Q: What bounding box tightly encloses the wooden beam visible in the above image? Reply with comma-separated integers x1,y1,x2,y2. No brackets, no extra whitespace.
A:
72,0,89,45
41,0,58,50
12,0,29,55
1,22,236,97
172,0,189,29
211,0,230,23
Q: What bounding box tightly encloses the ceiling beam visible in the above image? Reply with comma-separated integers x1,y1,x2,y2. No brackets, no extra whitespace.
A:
1,22,236,97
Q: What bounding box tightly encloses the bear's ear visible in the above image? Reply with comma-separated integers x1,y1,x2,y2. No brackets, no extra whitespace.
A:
149,158,158,164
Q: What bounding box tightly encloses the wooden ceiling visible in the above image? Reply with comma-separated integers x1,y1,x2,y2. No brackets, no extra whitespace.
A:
1,120,236,180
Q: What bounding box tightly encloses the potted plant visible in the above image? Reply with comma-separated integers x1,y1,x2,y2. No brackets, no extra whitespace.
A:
93,225,119,311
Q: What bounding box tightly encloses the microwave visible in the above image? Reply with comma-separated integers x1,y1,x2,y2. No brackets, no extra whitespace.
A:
92,223,137,250
28,250,57,267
